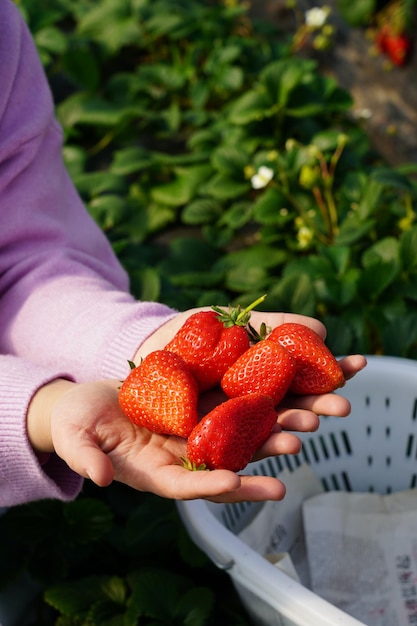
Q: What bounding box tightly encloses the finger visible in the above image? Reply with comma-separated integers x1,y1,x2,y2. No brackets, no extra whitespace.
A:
253,430,302,460
250,311,326,338
339,354,367,380
82,446,115,487
208,475,286,503
147,465,243,500
276,408,320,432
55,435,115,487
282,392,352,417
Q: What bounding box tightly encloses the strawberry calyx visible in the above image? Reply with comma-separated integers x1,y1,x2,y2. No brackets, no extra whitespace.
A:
211,293,267,328
247,320,271,343
180,456,207,472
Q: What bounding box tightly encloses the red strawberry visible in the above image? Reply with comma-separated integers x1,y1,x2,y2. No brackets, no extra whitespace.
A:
165,297,266,392
118,350,199,437
221,340,296,405
376,25,411,66
267,323,345,395
384,33,411,66
185,394,278,471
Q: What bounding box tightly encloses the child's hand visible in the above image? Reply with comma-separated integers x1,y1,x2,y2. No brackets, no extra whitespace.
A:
38,379,302,503
27,348,366,504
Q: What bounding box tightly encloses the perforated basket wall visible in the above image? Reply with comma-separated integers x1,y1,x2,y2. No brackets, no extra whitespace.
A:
177,356,417,626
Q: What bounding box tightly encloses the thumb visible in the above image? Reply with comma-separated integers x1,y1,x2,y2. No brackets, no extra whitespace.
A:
55,437,115,487
78,444,115,487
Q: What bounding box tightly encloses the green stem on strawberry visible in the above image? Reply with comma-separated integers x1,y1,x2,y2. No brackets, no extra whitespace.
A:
211,293,268,328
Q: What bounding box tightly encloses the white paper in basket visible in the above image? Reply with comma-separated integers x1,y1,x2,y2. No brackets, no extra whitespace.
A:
237,462,417,626
303,489,417,626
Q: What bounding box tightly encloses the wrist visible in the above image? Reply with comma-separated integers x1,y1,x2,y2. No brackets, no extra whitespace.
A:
27,379,76,454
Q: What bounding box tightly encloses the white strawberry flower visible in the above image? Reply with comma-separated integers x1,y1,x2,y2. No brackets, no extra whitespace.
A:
251,165,274,189
305,6,330,28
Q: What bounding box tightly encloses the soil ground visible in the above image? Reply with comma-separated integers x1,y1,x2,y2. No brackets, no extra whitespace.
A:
251,0,417,167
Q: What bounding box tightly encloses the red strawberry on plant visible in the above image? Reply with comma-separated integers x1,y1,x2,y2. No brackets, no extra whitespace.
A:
118,350,199,437
374,0,412,68
165,295,266,392
185,394,278,472
221,340,296,405
268,323,345,395
384,31,411,66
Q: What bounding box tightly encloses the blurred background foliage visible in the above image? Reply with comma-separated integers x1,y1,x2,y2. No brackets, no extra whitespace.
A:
16,0,417,359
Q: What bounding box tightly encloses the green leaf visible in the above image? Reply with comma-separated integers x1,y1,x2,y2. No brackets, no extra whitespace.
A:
211,145,249,176
58,93,138,129
400,226,417,271
174,587,214,626
88,195,126,230
35,26,67,54
337,0,376,26
215,65,244,92
73,172,126,197
144,13,185,38
260,58,306,107
63,145,87,178
126,569,194,623
382,313,417,357
252,187,288,224
370,168,413,192
268,273,316,316
311,130,344,153
89,598,126,626
151,164,212,207
214,244,287,273
170,271,224,288
130,268,161,301
77,1,141,52
204,43,242,71
358,262,400,300
182,198,222,225
320,245,351,275
214,245,286,292
335,214,376,246
146,202,177,233
136,63,186,92
284,255,359,308
45,576,116,616
362,237,400,269
62,44,100,90
63,499,113,544
321,315,355,356
111,147,154,175
160,237,221,275
228,90,272,125
356,178,384,219
220,201,253,229
202,173,249,200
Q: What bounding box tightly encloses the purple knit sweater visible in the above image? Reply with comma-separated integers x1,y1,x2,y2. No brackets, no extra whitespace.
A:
0,1,176,505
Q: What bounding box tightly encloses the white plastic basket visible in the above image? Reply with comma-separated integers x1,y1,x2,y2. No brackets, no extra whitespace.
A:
177,355,417,626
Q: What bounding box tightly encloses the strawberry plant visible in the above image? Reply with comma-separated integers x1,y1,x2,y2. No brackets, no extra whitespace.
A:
0,482,250,625
16,0,417,359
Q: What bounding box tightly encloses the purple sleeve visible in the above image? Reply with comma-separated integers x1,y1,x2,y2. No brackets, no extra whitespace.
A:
0,356,82,506
0,1,177,383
